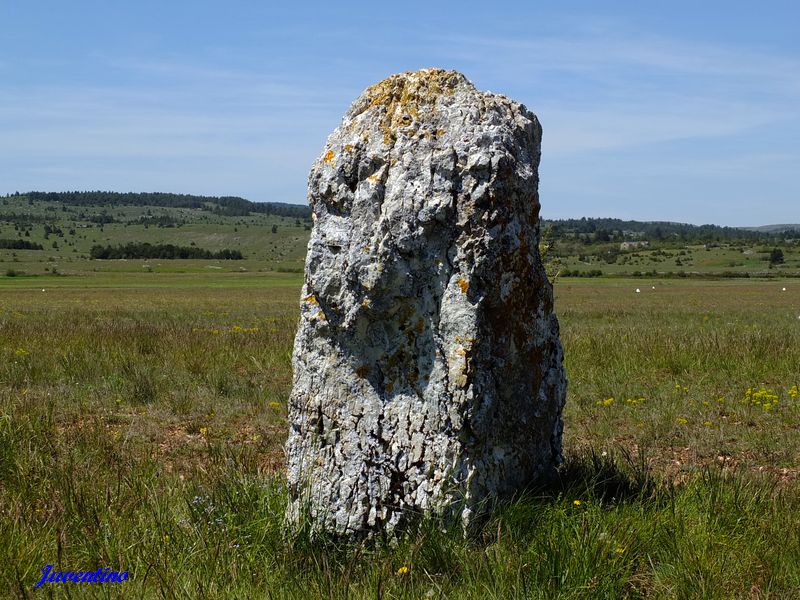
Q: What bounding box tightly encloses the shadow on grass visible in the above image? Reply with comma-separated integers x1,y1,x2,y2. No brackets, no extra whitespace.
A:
270,447,666,598
460,445,664,546
283,445,662,554
545,445,660,504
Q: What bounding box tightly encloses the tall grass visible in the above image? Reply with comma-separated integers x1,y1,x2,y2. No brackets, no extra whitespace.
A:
1,279,798,598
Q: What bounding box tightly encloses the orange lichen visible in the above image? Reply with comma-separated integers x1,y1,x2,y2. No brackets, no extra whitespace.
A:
358,69,463,145
323,150,334,163
303,294,318,304
457,277,470,294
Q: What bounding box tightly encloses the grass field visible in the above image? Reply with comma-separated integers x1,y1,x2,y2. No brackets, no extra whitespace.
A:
558,244,800,277
1,275,799,598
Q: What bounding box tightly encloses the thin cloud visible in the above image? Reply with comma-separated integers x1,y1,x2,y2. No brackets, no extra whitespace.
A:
432,27,799,157
540,98,786,156
439,29,800,84
3,13,799,220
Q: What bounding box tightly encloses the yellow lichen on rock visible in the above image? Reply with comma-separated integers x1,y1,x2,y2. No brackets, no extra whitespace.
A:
323,150,335,163
358,68,464,145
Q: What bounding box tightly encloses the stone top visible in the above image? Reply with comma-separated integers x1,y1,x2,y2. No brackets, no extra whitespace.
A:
359,68,468,109
343,68,530,146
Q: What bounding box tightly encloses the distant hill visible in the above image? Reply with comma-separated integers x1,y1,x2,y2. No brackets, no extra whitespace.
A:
13,191,311,219
543,217,800,241
740,224,800,234
0,191,312,274
10,194,794,239
1,193,797,278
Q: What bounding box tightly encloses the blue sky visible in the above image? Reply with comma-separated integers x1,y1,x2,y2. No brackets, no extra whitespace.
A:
2,1,798,226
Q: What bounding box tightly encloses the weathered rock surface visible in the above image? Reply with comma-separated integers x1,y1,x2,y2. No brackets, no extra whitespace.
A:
286,68,566,537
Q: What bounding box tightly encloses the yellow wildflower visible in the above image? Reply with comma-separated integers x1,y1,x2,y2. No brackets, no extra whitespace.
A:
199,427,208,436
573,500,583,507
396,566,410,576
746,387,779,408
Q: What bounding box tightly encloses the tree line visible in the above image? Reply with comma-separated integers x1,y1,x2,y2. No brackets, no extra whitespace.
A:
90,243,244,260
0,212,51,225
0,239,44,250
544,217,800,243
18,191,311,219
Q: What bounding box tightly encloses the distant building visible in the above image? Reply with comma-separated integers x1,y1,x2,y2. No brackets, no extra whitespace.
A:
620,241,650,250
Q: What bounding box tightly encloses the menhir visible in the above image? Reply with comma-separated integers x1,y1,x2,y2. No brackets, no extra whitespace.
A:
286,68,567,538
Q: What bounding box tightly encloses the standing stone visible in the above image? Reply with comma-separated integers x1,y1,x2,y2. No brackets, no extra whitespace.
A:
286,68,566,538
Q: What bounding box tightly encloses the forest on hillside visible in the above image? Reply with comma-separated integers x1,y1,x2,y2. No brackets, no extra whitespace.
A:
8,191,312,219
4,192,798,247
89,242,244,260
543,217,800,243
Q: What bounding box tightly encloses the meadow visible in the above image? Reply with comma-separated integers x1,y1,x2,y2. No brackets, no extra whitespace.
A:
557,244,800,278
1,274,799,598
